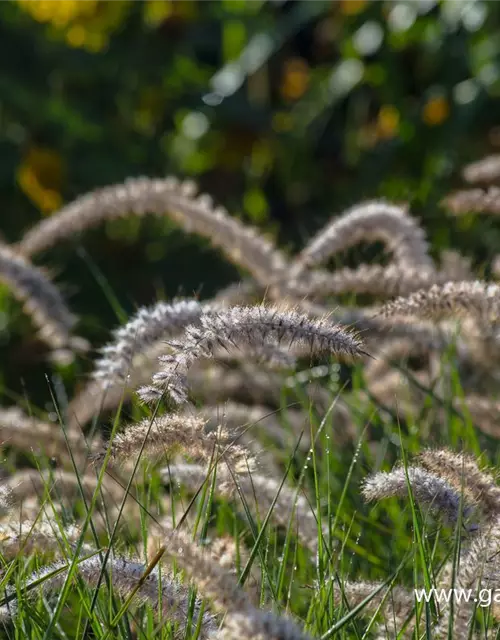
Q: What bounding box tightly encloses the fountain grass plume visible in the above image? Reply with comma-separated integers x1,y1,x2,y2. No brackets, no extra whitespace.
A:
293,200,432,276
92,411,251,471
0,243,86,361
163,462,325,553
12,553,217,636
462,154,500,184
442,186,500,215
92,299,204,386
362,465,473,526
378,280,500,326
288,263,453,299
417,448,500,520
138,304,366,405
162,527,313,640
18,176,288,286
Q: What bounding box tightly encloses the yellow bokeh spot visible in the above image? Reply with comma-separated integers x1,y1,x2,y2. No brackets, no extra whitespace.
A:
143,0,196,24
17,147,64,215
422,96,450,126
339,0,367,16
143,0,173,27
377,105,400,139
41,189,63,212
66,24,86,48
281,58,310,102
16,0,127,53
84,30,107,52
31,1,55,23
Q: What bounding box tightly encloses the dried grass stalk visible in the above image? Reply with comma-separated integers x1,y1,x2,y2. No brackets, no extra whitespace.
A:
289,264,450,299
442,186,500,215
462,154,500,184
138,305,366,405
378,281,500,327
417,448,500,520
362,466,471,525
0,244,86,361
16,554,216,636
293,200,432,275
164,463,324,553
93,299,204,386
0,406,93,463
162,528,312,640
18,176,288,285
3,469,126,506
94,412,250,471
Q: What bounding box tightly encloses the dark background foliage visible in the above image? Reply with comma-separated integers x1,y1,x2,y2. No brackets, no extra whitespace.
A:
1,0,499,406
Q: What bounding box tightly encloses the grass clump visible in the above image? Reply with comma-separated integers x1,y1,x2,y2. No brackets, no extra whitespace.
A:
2,155,500,639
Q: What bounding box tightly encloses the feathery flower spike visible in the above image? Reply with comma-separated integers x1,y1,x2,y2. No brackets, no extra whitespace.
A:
15,554,216,636
417,448,500,520
18,176,288,285
2,469,126,505
362,466,472,525
0,243,86,360
138,305,366,405
0,519,82,558
163,463,324,552
0,406,94,464
92,299,204,386
463,154,500,184
162,528,313,640
289,263,453,299
333,580,414,637
93,412,250,471
293,200,432,276
378,280,500,327
442,186,500,215
454,395,500,439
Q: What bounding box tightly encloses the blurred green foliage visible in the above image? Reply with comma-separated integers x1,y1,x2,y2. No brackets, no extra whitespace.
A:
1,0,500,404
